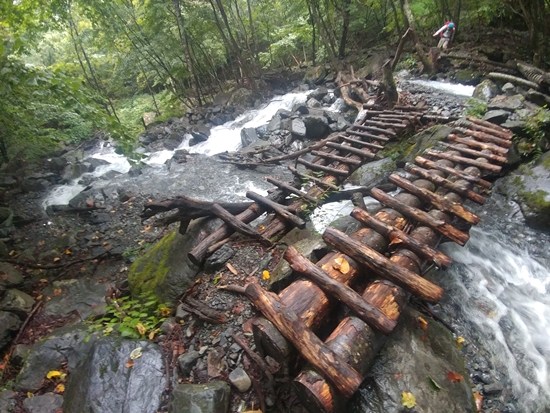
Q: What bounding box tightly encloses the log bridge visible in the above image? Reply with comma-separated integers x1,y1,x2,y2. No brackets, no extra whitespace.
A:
143,108,511,412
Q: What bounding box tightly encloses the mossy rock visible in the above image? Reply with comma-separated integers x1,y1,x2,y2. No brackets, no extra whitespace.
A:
454,69,482,86
128,218,221,303
399,125,454,165
303,66,327,85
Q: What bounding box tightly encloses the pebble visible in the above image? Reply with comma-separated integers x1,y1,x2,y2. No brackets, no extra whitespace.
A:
483,382,504,395
199,345,209,355
228,367,251,392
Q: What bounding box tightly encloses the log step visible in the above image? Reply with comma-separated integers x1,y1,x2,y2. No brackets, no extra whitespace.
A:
287,166,339,191
454,127,511,148
351,124,396,137
246,191,306,229
311,150,363,166
337,135,385,150
467,116,513,137
414,156,492,190
297,158,350,177
362,119,407,129
325,142,378,159
370,187,470,246
440,142,507,164
448,134,508,155
426,151,502,173
265,177,318,204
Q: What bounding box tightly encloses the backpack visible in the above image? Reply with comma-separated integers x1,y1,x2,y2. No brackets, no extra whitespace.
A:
440,21,453,37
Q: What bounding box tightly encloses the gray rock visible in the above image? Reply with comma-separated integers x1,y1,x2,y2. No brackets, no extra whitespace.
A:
323,94,334,104
303,115,329,139
21,178,51,192
23,393,63,413
43,278,111,319
46,157,68,173
275,109,292,119
0,311,21,350
128,165,143,177
293,104,309,115
501,120,526,133
267,115,282,132
482,110,509,125
10,343,29,367
68,190,92,208
63,338,164,413
142,112,157,127
163,138,182,151
473,79,499,101
240,127,259,147
16,324,99,391
189,132,209,146
62,163,90,181
454,69,482,85
525,89,550,107
0,390,16,413
84,157,111,171
488,94,524,111
169,381,230,413
483,382,504,395
0,262,24,294
290,118,307,137
100,170,122,181
501,82,516,95
138,132,158,145
227,88,256,107
349,308,475,413
0,174,17,188
309,87,328,100
336,116,350,131
228,367,252,392
178,350,201,376
204,244,236,272
0,289,35,319
306,97,322,108
303,66,327,85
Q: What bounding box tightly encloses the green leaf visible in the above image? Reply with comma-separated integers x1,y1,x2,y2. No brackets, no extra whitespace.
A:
427,376,442,391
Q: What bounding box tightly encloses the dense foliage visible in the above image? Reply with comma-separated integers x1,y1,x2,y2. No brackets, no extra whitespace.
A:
0,0,548,162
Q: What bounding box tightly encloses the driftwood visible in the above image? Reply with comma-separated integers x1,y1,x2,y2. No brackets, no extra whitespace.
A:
245,191,306,229
261,135,341,164
296,158,349,177
180,297,227,324
245,282,363,398
211,204,272,246
381,59,399,107
353,124,396,137
446,54,514,70
517,61,550,92
487,72,540,91
265,177,318,203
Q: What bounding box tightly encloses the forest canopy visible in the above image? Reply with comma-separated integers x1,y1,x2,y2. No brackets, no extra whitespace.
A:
0,0,548,162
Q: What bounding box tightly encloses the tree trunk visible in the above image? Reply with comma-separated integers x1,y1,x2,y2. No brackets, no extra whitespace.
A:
338,0,351,58
401,0,434,74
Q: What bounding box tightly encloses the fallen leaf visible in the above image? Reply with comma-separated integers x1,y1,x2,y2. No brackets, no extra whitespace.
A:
226,263,238,275
258,225,265,231
140,225,151,233
473,391,483,412
87,201,94,207
117,229,124,233
148,331,155,340
333,257,350,274
47,370,62,379
427,376,442,391
130,347,143,360
262,270,270,280
64,249,71,255
446,371,463,382
456,336,466,349
401,391,416,408
159,306,171,317
213,274,222,285
136,323,146,335
53,257,61,263
54,383,65,394
27,392,34,398
9,250,16,256
37,240,45,246
417,317,428,331
125,360,134,369
53,289,62,296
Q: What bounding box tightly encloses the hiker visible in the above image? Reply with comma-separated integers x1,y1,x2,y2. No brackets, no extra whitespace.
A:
433,22,455,50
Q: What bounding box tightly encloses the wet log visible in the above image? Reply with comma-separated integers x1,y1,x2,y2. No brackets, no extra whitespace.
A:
284,246,397,334
426,151,502,173
487,72,540,91
337,135,385,150
446,54,514,70
323,227,443,303
370,187,469,245
363,119,405,129
337,72,364,112
405,163,486,204
324,142,378,159
454,127,511,148
351,192,367,209
393,105,427,112
346,129,391,142
466,116,513,136
351,207,452,268
413,156,492,190
465,121,513,140
180,297,227,324
211,204,272,246
141,196,253,220
245,191,306,229
311,150,363,166
388,174,481,224
288,166,339,191
448,134,508,155
265,177,318,203
261,135,341,164
244,282,363,398
352,124,396,137
440,142,507,164
296,158,350,177
324,183,396,204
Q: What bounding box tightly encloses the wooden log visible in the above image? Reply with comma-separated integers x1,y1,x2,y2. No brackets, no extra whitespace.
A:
487,72,540,91
388,174,481,224
351,207,452,269
363,119,405,129
371,117,410,124
261,135,341,164
288,166,339,191
245,191,306,229
296,158,350,177
336,135,385,150
466,116,513,136
211,204,272,246
446,54,514,69
311,150,363,166
244,282,363,398
393,105,427,112
351,192,367,209
426,151,502,173
405,163,487,204
324,142,377,159
141,196,253,220
440,142,507,163
265,177,318,203
284,246,397,334
370,187,470,245
454,128,511,148
466,122,513,140
414,156,492,190
352,124,396,137
345,129,391,142
448,134,508,155
323,227,443,303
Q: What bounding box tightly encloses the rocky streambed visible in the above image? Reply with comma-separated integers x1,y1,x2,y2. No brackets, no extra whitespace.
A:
1,64,550,413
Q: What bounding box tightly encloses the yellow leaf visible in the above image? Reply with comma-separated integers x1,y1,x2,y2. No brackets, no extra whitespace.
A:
262,270,270,280
46,370,62,379
456,336,466,349
118,229,124,233
53,257,61,263
148,331,155,340
333,257,350,274
64,249,71,255
417,317,428,331
130,347,143,360
27,392,34,398
136,323,146,335
54,383,65,394
401,391,416,408
226,263,238,275
159,306,171,317
9,250,15,256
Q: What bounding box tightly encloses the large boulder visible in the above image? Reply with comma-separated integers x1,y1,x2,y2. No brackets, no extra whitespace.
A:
303,115,329,139
398,125,454,165
240,127,259,147
349,158,396,187
169,381,230,413
498,151,550,229
0,311,21,350
350,308,475,413
488,94,524,111
128,219,221,304
0,262,24,295
227,88,256,107
454,69,482,85
63,338,164,413
473,79,499,102
304,66,327,85
0,289,35,319
23,393,63,413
